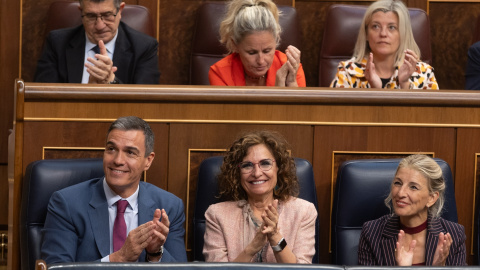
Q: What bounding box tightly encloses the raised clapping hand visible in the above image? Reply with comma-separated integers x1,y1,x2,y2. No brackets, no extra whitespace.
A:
145,209,170,260
110,209,170,262
86,40,117,84
275,45,301,87
262,199,280,243
237,200,280,261
111,221,156,262
398,49,418,89
432,232,453,266
364,52,382,88
395,230,416,266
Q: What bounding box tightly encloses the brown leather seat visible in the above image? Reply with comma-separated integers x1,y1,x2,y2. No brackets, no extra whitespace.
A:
189,2,302,85
318,4,432,87
45,1,154,37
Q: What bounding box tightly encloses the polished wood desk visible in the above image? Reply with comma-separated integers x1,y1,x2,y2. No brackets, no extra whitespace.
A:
8,80,480,269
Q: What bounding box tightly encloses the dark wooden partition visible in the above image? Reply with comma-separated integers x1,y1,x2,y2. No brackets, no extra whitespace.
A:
8,81,480,269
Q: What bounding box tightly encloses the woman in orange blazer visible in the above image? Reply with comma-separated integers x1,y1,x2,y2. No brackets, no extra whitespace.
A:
209,0,306,87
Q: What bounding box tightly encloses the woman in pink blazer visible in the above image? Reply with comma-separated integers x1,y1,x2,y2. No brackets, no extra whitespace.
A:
203,130,316,263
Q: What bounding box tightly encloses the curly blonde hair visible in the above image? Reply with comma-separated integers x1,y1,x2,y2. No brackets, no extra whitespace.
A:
218,130,298,202
219,0,281,53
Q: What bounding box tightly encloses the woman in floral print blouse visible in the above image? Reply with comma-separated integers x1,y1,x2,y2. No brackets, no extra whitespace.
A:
330,0,438,89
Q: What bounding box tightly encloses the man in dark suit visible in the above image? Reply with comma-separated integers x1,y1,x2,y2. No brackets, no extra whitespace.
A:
466,41,480,90
41,116,187,263
34,0,160,84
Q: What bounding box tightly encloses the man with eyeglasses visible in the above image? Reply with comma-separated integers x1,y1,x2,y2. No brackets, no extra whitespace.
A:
34,0,160,84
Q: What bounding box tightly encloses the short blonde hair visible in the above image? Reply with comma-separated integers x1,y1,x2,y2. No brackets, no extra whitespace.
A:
385,154,445,218
219,0,281,53
353,0,421,66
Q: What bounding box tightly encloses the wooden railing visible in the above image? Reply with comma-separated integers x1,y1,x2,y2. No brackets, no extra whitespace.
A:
9,80,480,269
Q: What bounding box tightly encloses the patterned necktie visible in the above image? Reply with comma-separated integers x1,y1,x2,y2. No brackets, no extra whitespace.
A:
113,200,128,252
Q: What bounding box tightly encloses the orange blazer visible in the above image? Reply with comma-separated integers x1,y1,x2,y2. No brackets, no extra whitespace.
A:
208,51,306,86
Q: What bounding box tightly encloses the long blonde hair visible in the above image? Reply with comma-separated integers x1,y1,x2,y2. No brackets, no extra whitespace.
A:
353,0,420,66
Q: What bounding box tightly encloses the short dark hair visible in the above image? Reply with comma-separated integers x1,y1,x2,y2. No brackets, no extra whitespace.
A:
218,130,298,202
107,116,154,156
79,0,122,10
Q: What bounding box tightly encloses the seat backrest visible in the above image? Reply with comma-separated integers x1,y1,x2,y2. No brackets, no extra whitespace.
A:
20,158,104,270
318,4,432,87
189,2,302,85
193,156,319,262
331,158,457,265
45,1,155,37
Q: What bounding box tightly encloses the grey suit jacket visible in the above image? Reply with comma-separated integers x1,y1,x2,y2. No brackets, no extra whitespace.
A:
41,178,187,263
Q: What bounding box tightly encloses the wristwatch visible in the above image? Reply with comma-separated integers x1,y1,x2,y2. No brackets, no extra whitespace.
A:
146,245,164,257
271,237,287,252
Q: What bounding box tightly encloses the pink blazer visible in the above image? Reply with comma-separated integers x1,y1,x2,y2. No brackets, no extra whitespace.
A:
203,197,316,263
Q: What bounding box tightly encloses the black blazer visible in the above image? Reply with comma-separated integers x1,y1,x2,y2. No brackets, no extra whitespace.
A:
466,41,480,90
358,214,467,266
34,22,160,84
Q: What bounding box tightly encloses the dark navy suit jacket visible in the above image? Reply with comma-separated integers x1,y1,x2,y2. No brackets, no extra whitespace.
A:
41,178,187,263
34,22,160,84
358,214,466,266
466,41,480,90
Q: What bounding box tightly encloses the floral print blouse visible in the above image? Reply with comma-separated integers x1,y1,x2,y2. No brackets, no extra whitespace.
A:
330,57,439,89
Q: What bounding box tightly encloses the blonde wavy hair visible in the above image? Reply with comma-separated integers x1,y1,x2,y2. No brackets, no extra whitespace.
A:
219,0,282,53
384,154,445,218
353,0,421,66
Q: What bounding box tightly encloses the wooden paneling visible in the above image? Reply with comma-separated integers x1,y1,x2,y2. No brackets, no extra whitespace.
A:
0,2,20,265
21,0,159,83
455,128,480,258
429,2,480,90
313,125,456,262
169,123,313,259
21,121,169,189
10,83,480,267
19,84,480,125
296,1,371,87
19,0,480,90
0,0,20,164
158,0,202,85
0,165,7,226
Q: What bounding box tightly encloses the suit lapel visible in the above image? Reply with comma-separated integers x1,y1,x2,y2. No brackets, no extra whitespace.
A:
88,179,110,257
138,182,156,224
66,27,87,83
112,23,133,83
425,216,442,265
137,182,156,261
380,215,399,265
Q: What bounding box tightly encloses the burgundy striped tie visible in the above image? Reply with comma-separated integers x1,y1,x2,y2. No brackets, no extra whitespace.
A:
113,200,128,252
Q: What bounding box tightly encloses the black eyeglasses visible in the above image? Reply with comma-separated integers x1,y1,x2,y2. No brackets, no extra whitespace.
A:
238,159,275,174
81,10,118,24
